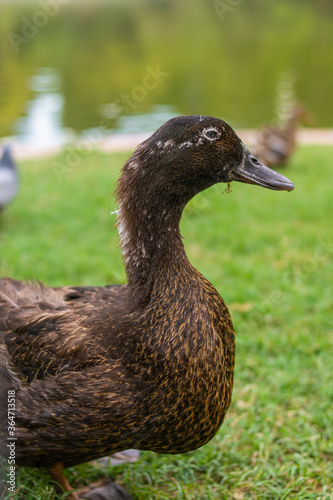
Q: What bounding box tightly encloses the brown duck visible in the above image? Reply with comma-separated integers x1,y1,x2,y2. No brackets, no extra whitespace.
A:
0,116,294,499
251,104,307,167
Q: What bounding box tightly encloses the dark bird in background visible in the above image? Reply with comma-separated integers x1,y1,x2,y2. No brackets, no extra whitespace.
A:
251,105,308,167
0,116,294,500
0,146,19,212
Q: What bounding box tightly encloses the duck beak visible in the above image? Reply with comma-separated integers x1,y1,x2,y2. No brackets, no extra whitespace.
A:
230,149,295,191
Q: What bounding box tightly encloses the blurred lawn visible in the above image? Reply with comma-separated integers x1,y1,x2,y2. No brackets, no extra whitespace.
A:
0,145,332,499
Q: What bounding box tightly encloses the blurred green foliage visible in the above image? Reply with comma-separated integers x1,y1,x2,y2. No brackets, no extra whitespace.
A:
0,0,333,135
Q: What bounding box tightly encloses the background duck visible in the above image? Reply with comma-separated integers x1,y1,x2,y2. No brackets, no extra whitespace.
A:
0,116,294,500
0,146,19,212
251,105,308,167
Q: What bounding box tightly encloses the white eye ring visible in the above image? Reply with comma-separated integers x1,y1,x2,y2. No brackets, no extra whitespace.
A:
202,127,221,141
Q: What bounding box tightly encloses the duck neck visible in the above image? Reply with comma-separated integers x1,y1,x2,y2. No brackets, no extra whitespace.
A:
117,196,189,306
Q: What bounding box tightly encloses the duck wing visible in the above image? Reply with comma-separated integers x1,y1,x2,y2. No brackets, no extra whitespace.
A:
0,278,126,385
0,279,141,468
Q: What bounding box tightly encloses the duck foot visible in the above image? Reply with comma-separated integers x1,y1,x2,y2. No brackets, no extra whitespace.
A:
48,461,134,500
78,478,134,500
47,462,79,499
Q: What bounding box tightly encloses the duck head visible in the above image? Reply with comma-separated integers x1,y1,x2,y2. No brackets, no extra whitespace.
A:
117,116,294,294
119,115,294,210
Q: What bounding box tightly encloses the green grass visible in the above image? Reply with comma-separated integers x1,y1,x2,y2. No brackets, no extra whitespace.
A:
1,145,333,499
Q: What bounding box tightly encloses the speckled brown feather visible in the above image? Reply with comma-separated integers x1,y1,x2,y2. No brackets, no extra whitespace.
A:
0,116,240,472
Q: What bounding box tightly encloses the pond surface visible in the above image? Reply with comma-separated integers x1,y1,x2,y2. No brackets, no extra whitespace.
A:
0,0,333,148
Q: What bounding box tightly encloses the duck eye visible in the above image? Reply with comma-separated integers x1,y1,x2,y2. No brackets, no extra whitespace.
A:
203,128,220,140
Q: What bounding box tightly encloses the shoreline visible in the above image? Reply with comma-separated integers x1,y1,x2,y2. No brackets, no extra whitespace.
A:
1,128,333,161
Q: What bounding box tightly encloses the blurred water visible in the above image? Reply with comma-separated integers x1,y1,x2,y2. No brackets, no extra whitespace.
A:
14,67,178,151
0,0,333,151
15,69,70,151
114,105,179,134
